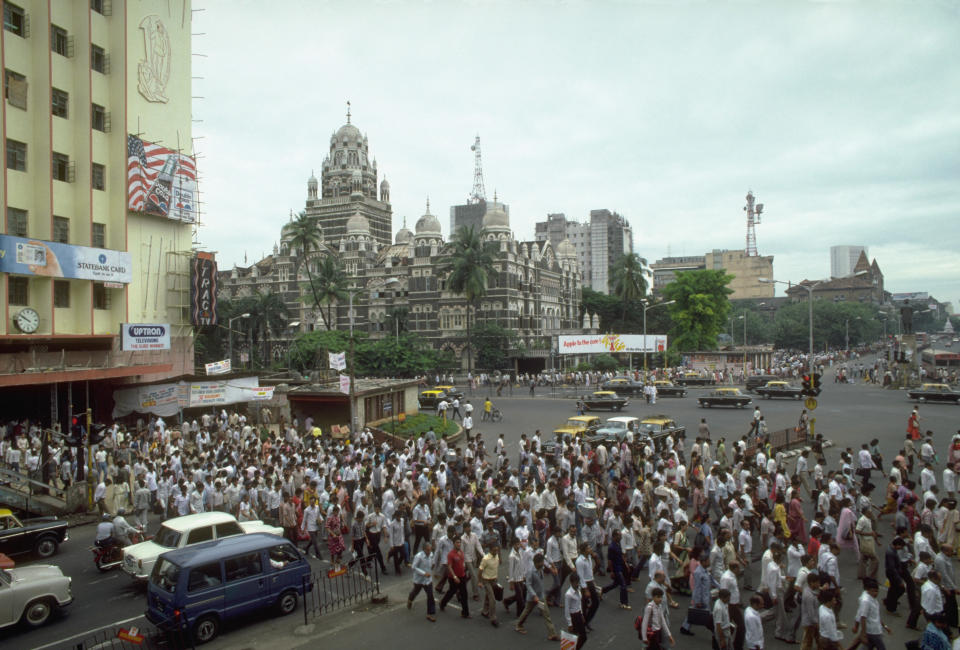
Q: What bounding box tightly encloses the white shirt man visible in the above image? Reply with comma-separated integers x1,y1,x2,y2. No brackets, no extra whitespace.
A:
744,600,764,649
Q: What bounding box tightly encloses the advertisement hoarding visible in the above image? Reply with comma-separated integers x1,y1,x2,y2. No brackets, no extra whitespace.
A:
127,134,198,223
121,323,171,351
558,334,668,355
0,235,132,283
205,359,231,375
190,252,218,326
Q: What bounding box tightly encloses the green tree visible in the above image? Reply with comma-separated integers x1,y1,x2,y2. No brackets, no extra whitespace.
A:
592,354,619,372
313,255,348,331
248,290,288,367
471,322,517,370
662,269,734,351
611,253,648,322
772,301,882,350
286,211,330,328
439,225,496,375
385,306,410,338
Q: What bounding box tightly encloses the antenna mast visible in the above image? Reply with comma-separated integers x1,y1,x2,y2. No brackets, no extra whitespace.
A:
743,190,764,256
469,135,486,204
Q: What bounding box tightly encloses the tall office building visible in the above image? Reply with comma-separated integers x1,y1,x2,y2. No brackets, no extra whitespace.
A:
534,209,637,295
0,0,198,425
450,198,509,237
830,245,867,278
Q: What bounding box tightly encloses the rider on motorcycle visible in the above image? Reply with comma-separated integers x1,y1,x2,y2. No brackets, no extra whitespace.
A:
112,508,136,547
95,513,115,548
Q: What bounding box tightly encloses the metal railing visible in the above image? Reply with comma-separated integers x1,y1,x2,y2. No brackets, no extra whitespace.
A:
301,555,381,624
51,615,193,650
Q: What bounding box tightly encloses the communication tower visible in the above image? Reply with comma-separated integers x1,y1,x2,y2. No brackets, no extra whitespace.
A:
743,190,764,256
469,135,486,204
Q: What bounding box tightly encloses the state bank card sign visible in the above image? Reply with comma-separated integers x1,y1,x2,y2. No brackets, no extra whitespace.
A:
0,235,132,283
121,323,171,351
558,334,668,355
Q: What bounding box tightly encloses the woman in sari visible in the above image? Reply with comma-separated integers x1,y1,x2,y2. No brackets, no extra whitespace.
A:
836,498,859,555
772,493,791,539
787,490,807,543
326,504,346,568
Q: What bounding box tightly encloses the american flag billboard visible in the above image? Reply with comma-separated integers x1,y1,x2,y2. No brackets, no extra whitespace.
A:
127,134,198,223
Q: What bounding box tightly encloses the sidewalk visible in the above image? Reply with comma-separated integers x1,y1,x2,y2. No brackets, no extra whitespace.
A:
205,578,408,650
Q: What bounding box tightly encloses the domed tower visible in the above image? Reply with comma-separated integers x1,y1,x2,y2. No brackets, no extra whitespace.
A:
395,216,413,245
414,198,443,256
307,170,318,201
557,237,577,269
482,204,511,242
380,177,390,204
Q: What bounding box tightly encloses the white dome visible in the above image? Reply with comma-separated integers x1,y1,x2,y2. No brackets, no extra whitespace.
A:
415,201,442,236
396,226,413,244
482,205,510,230
346,211,370,234
557,238,576,260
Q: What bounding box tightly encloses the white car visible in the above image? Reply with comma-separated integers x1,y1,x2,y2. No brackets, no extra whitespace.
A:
122,512,283,580
0,559,73,629
595,416,640,443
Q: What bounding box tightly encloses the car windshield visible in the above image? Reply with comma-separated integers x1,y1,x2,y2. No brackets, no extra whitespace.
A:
154,525,182,548
606,422,626,431
638,423,662,433
151,558,180,592
566,419,585,428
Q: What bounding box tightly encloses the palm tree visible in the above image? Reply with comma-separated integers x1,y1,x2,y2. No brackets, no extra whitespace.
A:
439,225,496,376
314,255,348,331
286,211,328,327
611,253,648,322
248,291,288,367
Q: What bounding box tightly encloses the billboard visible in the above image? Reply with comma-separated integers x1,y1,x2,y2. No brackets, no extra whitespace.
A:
205,359,231,375
121,323,171,351
190,252,218,326
127,134,198,222
558,334,668,355
0,235,132,283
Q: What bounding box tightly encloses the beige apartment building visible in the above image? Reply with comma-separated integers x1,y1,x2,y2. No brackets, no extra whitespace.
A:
1,0,197,425
704,249,774,300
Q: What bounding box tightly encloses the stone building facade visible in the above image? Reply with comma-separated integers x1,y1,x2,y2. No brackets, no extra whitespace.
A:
219,117,583,370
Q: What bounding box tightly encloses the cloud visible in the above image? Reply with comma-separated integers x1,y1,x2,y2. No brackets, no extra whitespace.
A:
192,0,960,306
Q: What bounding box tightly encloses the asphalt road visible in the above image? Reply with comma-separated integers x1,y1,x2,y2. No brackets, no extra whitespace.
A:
6,355,959,649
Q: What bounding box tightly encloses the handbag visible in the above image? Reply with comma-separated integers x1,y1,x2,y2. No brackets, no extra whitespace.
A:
493,582,504,601
686,607,713,628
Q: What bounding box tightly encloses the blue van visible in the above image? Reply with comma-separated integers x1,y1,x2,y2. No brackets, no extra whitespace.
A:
145,533,312,644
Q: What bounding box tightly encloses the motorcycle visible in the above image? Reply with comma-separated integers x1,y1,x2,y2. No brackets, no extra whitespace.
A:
91,526,147,572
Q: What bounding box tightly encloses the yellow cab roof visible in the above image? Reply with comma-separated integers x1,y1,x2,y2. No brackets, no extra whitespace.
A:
641,415,674,424
767,381,789,386
921,383,949,389
421,390,445,396
569,415,599,423
716,388,741,394
607,378,629,384
653,380,672,386
592,391,617,396
0,509,12,517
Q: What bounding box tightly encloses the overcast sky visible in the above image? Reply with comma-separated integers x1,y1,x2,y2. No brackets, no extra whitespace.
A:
193,0,960,308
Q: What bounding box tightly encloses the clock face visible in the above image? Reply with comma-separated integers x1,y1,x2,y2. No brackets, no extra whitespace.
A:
15,308,39,333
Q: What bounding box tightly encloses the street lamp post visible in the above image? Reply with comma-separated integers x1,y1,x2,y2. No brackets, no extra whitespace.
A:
346,277,400,435
228,313,251,369
761,278,821,370
642,300,675,375
845,316,861,353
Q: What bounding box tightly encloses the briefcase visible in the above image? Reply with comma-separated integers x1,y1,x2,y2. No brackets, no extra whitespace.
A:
493,583,504,601
686,607,713,628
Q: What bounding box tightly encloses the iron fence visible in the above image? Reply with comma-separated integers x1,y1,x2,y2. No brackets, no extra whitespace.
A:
54,616,193,650
301,554,381,624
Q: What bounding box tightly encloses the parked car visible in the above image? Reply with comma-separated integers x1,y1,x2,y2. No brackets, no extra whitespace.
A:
636,415,685,451
907,383,960,404
594,416,640,444
0,553,73,629
674,372,716,387
434,385,464,400
745,374,779,392
123,512,283,581
417,390,447,410
581,391,629,411
600,377,644,396
698,387,753,408
0,508,68,559
651,380,688,397
754,380,804,400
146,533,311,644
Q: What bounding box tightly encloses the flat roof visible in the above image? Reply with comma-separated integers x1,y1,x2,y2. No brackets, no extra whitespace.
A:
158,533,287,567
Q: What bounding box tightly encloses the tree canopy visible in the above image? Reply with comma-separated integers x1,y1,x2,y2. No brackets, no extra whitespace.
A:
662,269,734,351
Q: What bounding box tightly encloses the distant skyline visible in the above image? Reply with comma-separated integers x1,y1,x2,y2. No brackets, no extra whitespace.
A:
192,0,960,307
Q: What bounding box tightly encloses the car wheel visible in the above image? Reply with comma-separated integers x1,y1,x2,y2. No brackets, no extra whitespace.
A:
194,615,220,644
277,590,298,615
22,598,54,627
35,536,58,558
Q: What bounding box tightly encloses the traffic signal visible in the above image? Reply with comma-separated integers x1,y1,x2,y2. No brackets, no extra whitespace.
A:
801,374,812,396
811,373,822,396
